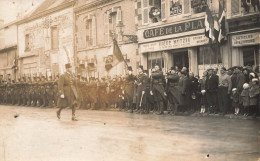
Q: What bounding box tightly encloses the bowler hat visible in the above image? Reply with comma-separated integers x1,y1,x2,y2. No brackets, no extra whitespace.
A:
128,66,133,71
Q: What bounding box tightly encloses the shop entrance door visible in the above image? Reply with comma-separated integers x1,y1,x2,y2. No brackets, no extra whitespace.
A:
173,51,189,70
243,45,259,66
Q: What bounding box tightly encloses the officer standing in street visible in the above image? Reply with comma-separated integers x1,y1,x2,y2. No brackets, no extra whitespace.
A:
150,63,167,115
56,63,78,121
123,66,136,112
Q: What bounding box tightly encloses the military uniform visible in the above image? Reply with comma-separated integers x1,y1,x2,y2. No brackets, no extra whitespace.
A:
97,78,109,110
123,68,136,111
56,63,78,121
150,69,167,115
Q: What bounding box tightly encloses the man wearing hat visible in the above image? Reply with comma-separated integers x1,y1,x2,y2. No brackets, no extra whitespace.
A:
205,67,219,113
150,63,167,115
56,63,78,121
166,67,180,115
218,67,232,115
123,66,136,112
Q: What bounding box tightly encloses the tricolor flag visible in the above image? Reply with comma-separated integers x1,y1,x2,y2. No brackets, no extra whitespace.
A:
205,6,215,42
112,39,124,66
218,1,226,43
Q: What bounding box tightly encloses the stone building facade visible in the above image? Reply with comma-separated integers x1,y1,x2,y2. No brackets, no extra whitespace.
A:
74,0,138,78
17,0,75,77
0,20,18,80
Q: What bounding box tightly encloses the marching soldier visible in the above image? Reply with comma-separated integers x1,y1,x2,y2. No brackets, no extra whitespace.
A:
46,76,55,108
150,63,167,115
97,77,109,110
56,63,78,121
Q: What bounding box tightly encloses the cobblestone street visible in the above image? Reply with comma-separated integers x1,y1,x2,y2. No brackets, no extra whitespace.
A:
0,105,259,161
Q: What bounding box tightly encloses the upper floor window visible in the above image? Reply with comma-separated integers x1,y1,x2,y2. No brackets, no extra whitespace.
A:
228,0,259,18
25,34,31,51
51,27,59,50
104,7,122,44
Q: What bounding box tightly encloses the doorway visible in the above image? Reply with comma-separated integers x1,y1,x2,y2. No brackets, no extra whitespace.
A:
172,51,189,70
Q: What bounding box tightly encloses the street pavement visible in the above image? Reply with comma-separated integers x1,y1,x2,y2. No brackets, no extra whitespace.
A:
0,105,259,161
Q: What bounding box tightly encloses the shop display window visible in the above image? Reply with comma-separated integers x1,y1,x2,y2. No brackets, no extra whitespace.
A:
147,52,164,69
198,46,222,65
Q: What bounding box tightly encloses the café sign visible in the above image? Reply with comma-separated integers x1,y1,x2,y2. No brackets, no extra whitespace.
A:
232,32,260,47
140,34,209,53
143,18,205,39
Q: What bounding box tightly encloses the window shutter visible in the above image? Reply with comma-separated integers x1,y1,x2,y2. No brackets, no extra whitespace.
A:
161,0,166,21
44,28,51,50
92,16,96,46
104,11,110,44
183,0,191,16
116,8,122,25
116,8,123,41
231,0,240,16
142,0,149,25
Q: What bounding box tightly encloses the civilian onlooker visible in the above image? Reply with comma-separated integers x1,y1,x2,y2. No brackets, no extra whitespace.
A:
249,78,259,116
241,83,250,116
231,88,239,115
200,90,207,114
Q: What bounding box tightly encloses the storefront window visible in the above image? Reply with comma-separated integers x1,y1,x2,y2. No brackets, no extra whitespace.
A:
243,45,259,66
147,52,164,69
198,46,222,65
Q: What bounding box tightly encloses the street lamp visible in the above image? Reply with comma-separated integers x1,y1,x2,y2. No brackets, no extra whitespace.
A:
116,21,138,43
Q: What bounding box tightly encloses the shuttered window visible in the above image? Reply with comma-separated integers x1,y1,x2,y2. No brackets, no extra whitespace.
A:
25,34,30,51
161,0,166,21
51,27,59,50
104,11,110,44
183,0,191,16
231,0,240,16
92,16,96,46
116,8,123,41
142,0,149,25
86,19,92,47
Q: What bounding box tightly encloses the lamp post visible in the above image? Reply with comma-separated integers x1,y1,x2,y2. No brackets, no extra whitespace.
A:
116,21,138,43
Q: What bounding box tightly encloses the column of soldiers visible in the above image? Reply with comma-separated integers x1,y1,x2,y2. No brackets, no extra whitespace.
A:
0,75,59,107
1,63,259,118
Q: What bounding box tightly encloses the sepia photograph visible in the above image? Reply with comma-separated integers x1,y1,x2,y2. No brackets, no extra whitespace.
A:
0,0,259,160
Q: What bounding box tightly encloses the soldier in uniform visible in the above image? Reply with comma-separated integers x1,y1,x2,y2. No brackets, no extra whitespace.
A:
56,63,78,121
46,76,55,108
97,76,109,110
134,65,148,114
39,76,48,107
166,67,180,115
150,64,167,115
88,77,98,110
122,66,136,112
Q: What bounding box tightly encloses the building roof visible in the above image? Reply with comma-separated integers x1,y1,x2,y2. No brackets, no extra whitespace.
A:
29,0,72,16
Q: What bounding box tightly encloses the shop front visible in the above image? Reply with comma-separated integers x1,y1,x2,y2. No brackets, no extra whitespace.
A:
140,34,213,76
231,32,260,68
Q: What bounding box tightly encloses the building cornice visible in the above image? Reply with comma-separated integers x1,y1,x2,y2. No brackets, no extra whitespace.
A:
18,1,76,25
0,45,17,53
74,0,123,14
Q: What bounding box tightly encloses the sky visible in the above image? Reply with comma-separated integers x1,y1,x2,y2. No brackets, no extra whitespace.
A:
0,0,44,25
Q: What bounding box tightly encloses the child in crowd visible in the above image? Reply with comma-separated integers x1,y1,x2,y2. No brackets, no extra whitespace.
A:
200,90,207,114
241,83,250,116
249,78,259,116
231,88,240,115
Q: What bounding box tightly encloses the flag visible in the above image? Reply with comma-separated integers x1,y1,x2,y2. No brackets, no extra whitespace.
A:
218,1,226,43
111,39,124,66
204,6,215,42
213,18,220,42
